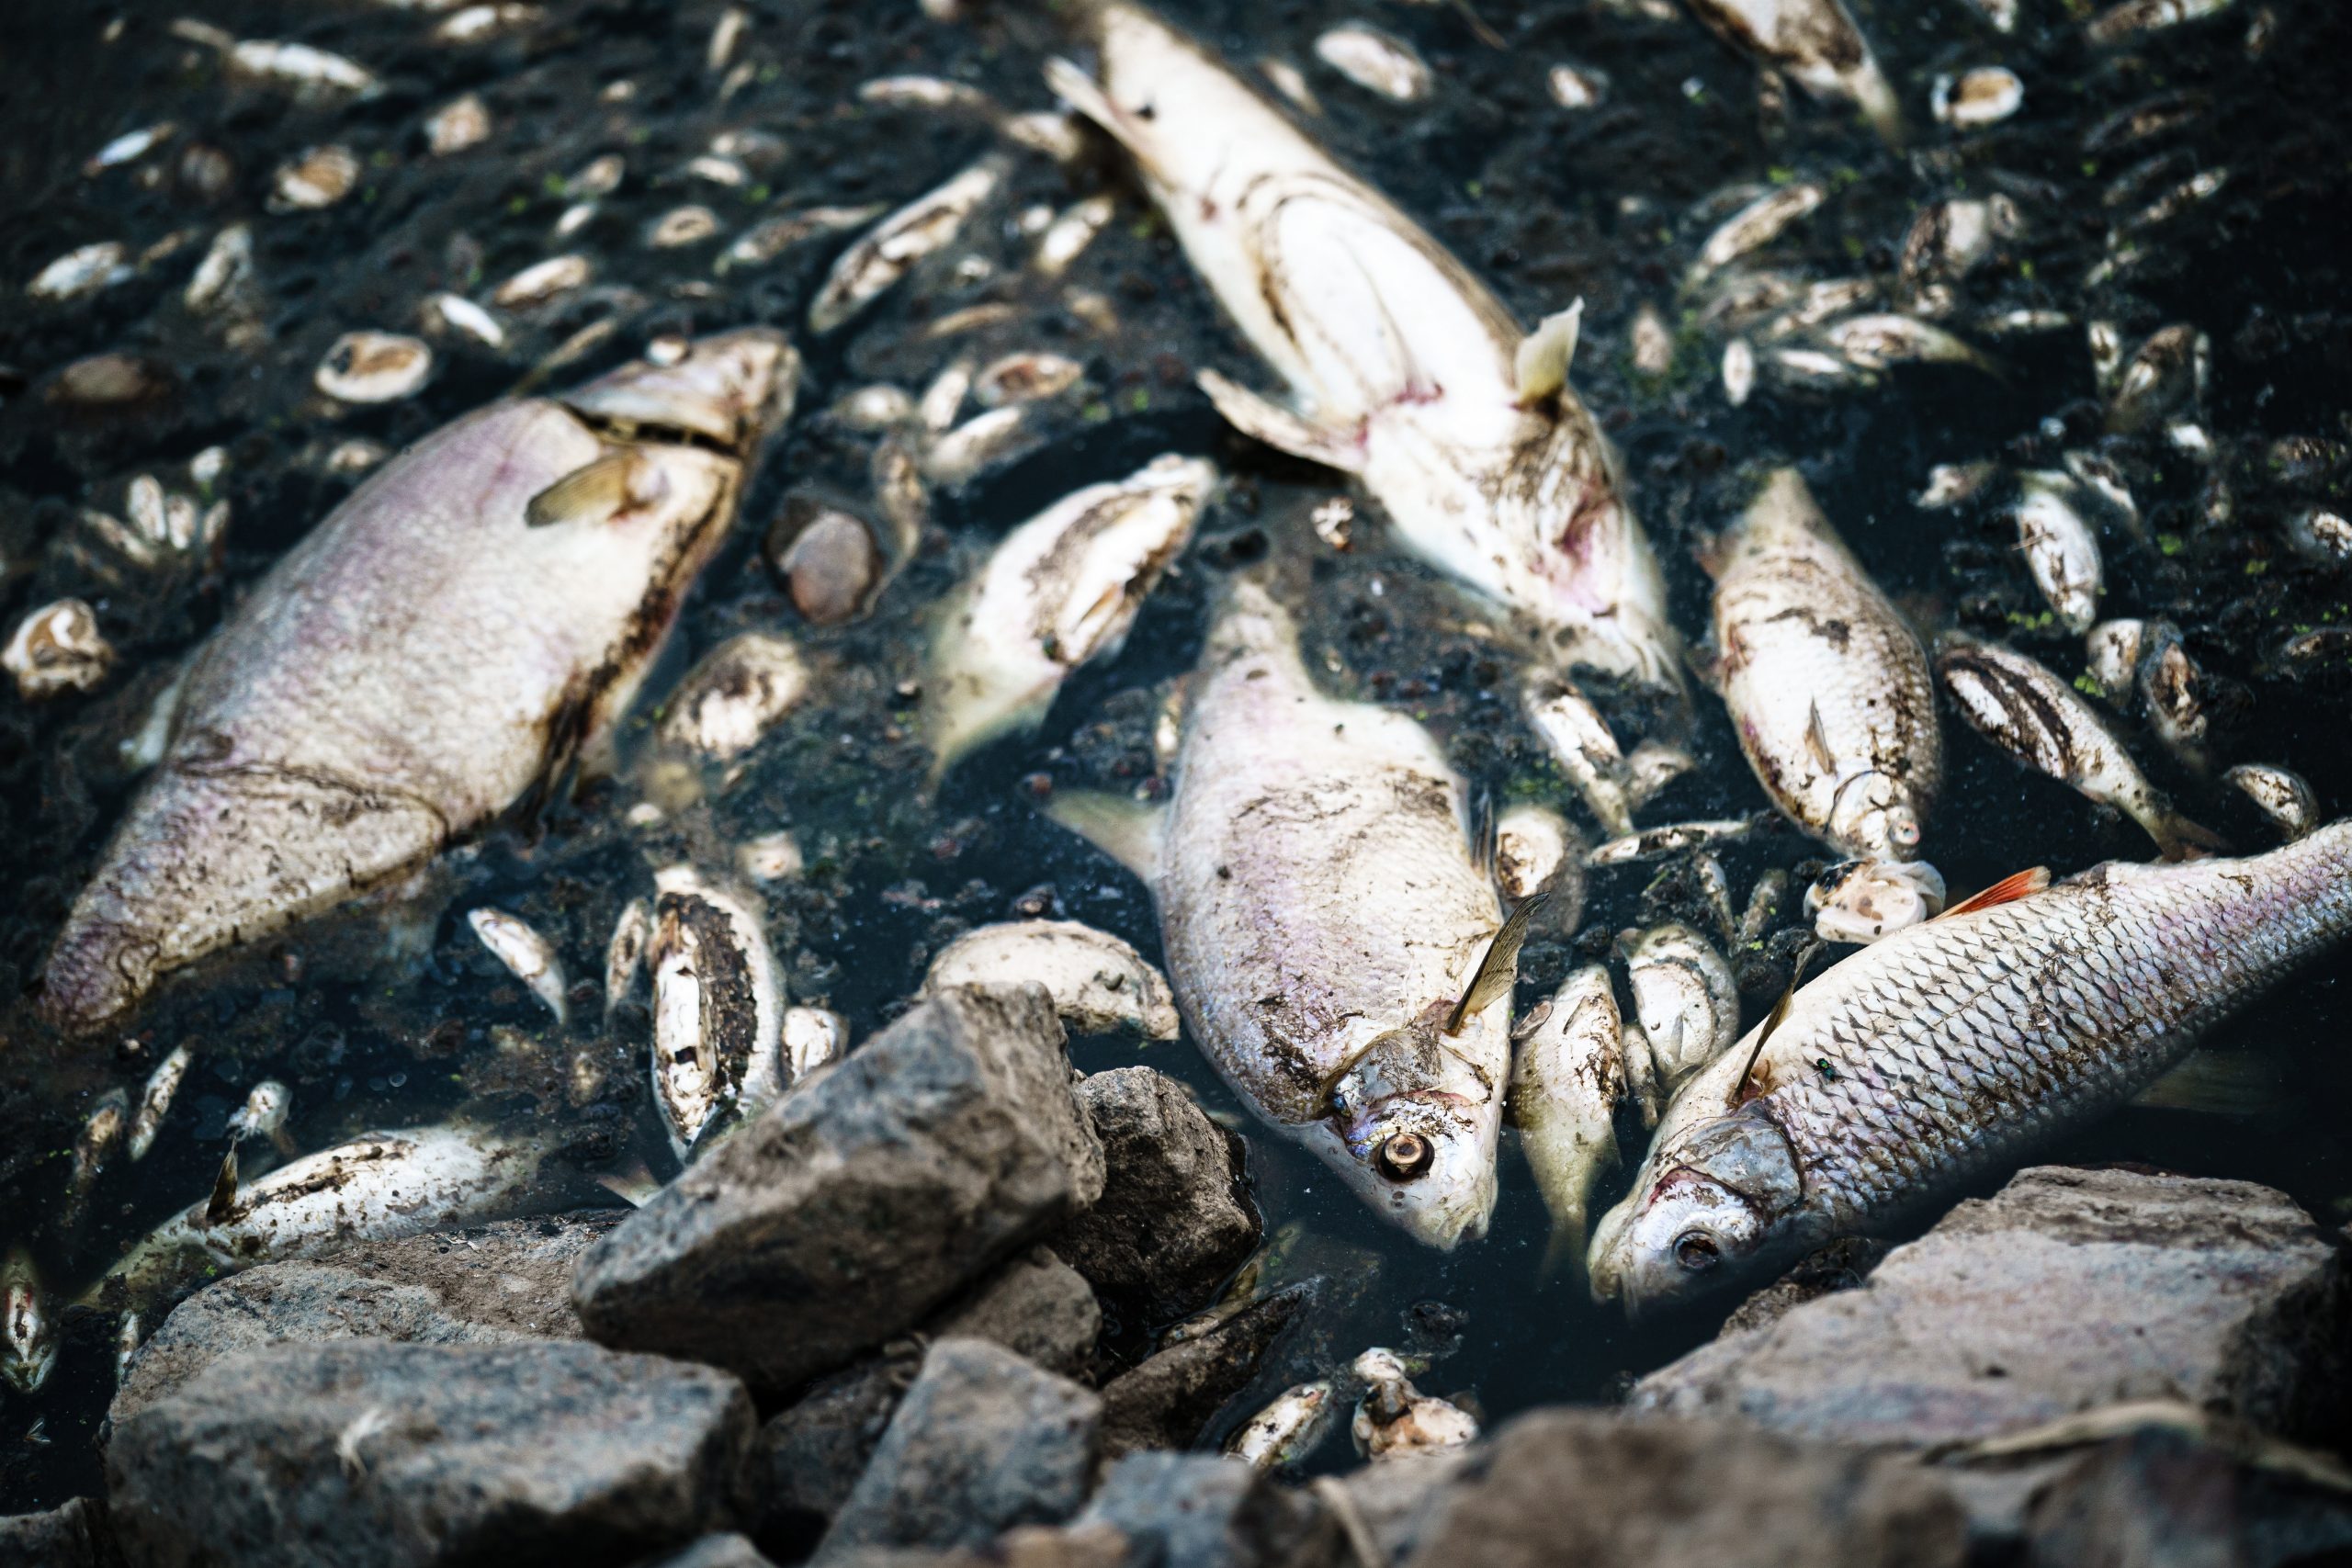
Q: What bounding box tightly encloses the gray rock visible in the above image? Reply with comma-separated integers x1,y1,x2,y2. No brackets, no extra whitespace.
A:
0,1497,119,1567
2021,1427,2352,1568
1633,1167,2350,1447
1716,1236,1890,1338
1100,1286,1309,1460
817,1338,1102,1562
636,1534,775,1568
747,1348,925,1548
574,986,1104,1394
1396,1408,1968,1568
107,1339,752,1568
925,1247,1101,1377
1057,1068,1260,1320
1078,1451,1341,1568
112,1211,621,1423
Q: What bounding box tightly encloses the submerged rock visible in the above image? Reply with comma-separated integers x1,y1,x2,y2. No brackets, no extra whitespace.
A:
816,1338,1102,1561
747,1348,924,1547
1099,1285,1310,1459
572,986,1104,1394
0,1497,119,1568
2018,1425,2352,1568
107,1340,753,1568
1056,1067,1260,1320
1633,1167,2350,1447
1078,1451,1342,1568
926,1247,1102,1377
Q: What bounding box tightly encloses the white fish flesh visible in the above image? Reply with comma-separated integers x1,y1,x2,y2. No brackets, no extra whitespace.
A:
468,908,570,1025
1351,1347,1478,1459
1226,1380,1338,1470
922,920,1181,1040
2224,765,2317,840
1509,965,1623,1262
648,866,786,1160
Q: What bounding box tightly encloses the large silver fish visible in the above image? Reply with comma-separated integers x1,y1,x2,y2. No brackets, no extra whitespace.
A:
1046,3,1679,690
41,331,799,1032
1589,825,2352,1312
1046,580,1525,1247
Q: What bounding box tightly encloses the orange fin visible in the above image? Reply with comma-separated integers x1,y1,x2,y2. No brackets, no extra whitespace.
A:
1939,866,2052,919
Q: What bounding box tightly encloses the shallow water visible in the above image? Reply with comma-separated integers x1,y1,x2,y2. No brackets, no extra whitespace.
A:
5,0,2352,1515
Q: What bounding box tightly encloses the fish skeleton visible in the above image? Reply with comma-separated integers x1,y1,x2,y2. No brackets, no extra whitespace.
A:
1589,824,2352,1312
1046,579,1522,1247
40,331,797,1032
1710,468,1940,865
1047,2,1679,690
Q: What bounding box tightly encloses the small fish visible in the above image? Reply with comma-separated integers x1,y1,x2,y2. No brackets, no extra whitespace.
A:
68,1088,131,1213
226,1080,295,1156
658,634,812,761
1935,634,2224,859
115,1312,142,1389
926,455,1213,774
922,920,1181,1041
172,22,381,101
807,156,1007,334
491,254,594,309
1590,825,2352,1313
2,1248,57,1394
28,241,131,303
648,866,786,1160
1683,0,1902,142
1587,819,1755,865
1493,804,1583,919
269,144,360,211
1624,924,1741,1091
1811,314,1998,375
1521,678,1638,837
1510,966,1624,1266
129,1043,193,1161
1804,858,1947,943
5,599,113,699
1690,186,1828,285
2086,0,2233,48
1314,24,1431,102
719,204,885,273
1721,338,1757,405
2013,472,2104,633
1737,868,1792,947
1916,460,2001,510
1547,63,1610,110
2107,324,2206,434
85,122,176,176
468,909,570,1026
782,1006,847,1080
1931,67,2023,130
1351,1348,1479,1460
1900,198,2022,296
2135,620,2216,773
2224,765,2318,841
1032,195,1117,279
922,406,1038,485
1226,1380,1339,1470
2085,618,2149,700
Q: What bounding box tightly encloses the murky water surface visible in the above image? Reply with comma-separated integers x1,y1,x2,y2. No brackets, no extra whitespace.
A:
4,0,2350,1514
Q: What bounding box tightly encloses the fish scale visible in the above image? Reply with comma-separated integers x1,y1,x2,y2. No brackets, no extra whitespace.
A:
1591,823,2352,1307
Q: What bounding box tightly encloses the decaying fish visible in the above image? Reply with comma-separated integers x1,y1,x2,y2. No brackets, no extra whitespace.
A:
1590,824,2352,1312
926,454,1213,774
6,599,114,699
225,1079,294,1156
605,898,650,1016
2085,618,2148,699
1510,965,1623,1265
2106,324,2206,434
1351,1348,1479,1459
2086,0,2233,47
1588,818,1755,865
1805,858,1947,943
1046,581,1522,1247
1810,314,1997,375
1935,634,2223,860
2282,507,2352,566
41,331,798,1032
2225,765,2318,840
1683,0,1903,142
2,1247,57,1394
1226,1380,1338,1470
1493,804,1582,922
807,156,1007,334
468,908,570,1025
1522,679,1639,838
1931,67,2023,130
2012,471,2104,634
1313,24,1431,102
2135,620,2217,773
1709,469,1941,869
648,866,785,1161
1624,924,1740,1091
1690,187,1827,285
922,920,1181,1040
129,1043,193,1161
1049,5,1679,690
95,1123,546,1306
68,1088,131,1213
782,1006,847,1079
657,633,811,761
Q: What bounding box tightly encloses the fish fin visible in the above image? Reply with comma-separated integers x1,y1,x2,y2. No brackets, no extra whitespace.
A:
1621,1021,1662,1128
1444,894,1545,1036
1040,789,1167,886
1044,57,1166,178
1195,371,1363,473
1470,788,1497,885
1515,300,1584,403
524,450,662,529
2145,807,2230,863
1730,937,1823,1109
1540,1209,1593,1282
1803,700,1837,775
201,1145,239,1227
2131,1049,2281,1117
593,1157,664,1208
1939,866,2052,919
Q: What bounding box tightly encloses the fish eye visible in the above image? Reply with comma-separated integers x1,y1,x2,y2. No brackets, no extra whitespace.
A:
1673,1230,1722,1271
1374,1132,1433,1183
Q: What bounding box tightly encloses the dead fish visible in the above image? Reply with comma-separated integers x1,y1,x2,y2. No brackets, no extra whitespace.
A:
1900,197,2022,298
1805,858,1947,943
2086,0,2233,48
1934,633,2223,859
2135,620,2216,773
173,22,380,101
2223,765,2317,840
2106,324,2205,434
647,206,721,248
433,4,541,44
1351,1348,1479,1459
85,122,177,176
94,1123,545,1305
1630,304,1676,377
1721,338,1757,405
1588,819,1755,865
1625,923,1740,1091
1510,965,1623,1266
603,899,651,1018
1690,185,1827,287
129,1043,194,1160
782,1006,846,1079
2281,508,2352,567
40,331,798,1033
225,1079,293,1156
1522,679,1638,838
1737,868,1792,948
922,920,1181,1040
1931,67,2023,130
1916,460,2000,510
28,241,131,303
922,406,1037,485
1811,314,1998,375
1590,825,2351,1313
2,1248,57,1394
6,599,113,699
1546,63,1610,109
114,1312,141,1389
721,204,888,273
807,156,1007,333
269,144,360,210
648,865,786,1161
68,1088,132,1215
468,909,569,1025
2062,450,2142,538
2013,471,2104,633
1683,0,1902,142
926,454,1214,774
1033,194,1117,279
974,351,1084,408
315,332,433,404
2086,618,2148,699
1313,24,1431,102
424,94,491,155
492,254,594,309
428,292,504,348
1226,1380,1339,1470
1493,804,1582,919
1049,5,1680,690
657,633,811,761
1045,581,1519,1248
1708,469,1940,864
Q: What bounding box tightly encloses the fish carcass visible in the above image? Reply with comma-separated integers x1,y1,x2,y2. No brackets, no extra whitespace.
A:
1589,825,2352,1312
1046,580,1527,1247
1510,965,1625,1263
1047,4,1679,691
41,331,799,1032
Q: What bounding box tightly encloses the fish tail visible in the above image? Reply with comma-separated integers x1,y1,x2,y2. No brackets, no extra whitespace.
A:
1540,1211,1591,1283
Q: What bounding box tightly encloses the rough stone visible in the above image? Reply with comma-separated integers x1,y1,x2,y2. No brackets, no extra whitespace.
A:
638,1534,776,1568
2020,1427,2352,1568
1078,1451,1342,1568
112,1210,622,1423
816,1338,1102,1562
574,986,1104,1394
1632,1168,2350,1447
0,1497,119,1567
107,1340,753,1568
1099,1286,1310,1460
926,1247,1102,1377
1716,1236,1890,1338
1396,1408,1969,1568
747,1348,924,1551
1057,1068,1259,1321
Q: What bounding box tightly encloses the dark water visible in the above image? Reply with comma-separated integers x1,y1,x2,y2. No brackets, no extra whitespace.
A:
5,0,2351,1517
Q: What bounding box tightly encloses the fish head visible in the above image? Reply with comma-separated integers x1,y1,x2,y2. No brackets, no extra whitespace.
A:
1826,770,1925,863
563,328,801,455
1588,1106,1803,1314
1317,1011,1502,1250
1061,4,1283,201
1806,858,1947,942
